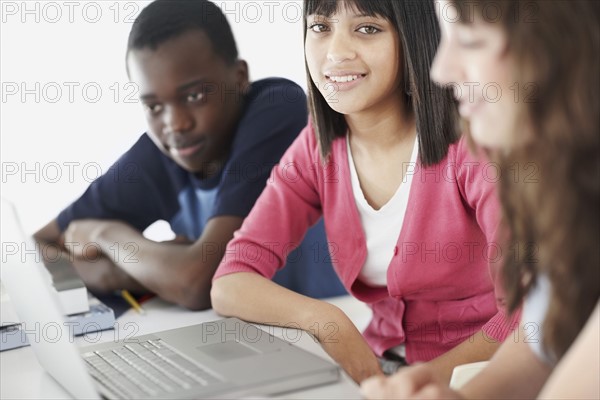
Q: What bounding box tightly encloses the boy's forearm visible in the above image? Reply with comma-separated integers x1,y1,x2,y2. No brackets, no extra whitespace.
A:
88,221,214,309
35,219,152,295
35,219,208,299
71,255,148,294
83,216,245,310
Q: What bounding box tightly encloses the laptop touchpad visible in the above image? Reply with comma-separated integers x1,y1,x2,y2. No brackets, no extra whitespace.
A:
197,340,261,361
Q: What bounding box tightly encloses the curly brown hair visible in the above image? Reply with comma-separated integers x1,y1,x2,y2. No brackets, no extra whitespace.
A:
451,0,600,360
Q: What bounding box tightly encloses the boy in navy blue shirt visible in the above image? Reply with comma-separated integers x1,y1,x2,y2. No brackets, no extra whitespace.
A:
34,0,344,310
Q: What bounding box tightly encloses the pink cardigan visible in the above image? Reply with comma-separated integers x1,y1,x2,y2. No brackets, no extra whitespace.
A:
214,122,520,362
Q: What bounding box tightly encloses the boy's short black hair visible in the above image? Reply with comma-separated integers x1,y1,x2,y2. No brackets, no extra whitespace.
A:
127,0,238,65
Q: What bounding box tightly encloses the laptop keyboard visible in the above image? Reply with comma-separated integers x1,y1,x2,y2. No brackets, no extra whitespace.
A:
83,339,222,399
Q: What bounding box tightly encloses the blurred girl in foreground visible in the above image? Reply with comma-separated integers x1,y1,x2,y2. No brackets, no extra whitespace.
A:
362,0,599,398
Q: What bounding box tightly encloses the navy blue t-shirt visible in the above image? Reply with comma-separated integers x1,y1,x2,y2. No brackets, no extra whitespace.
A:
57,78,345,299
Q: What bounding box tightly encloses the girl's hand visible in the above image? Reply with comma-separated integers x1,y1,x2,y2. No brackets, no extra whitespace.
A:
360,364,465,399
320,328,383,383
312,306,383,383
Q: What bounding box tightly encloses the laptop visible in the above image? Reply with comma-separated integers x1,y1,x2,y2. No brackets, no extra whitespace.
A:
0,198,340,399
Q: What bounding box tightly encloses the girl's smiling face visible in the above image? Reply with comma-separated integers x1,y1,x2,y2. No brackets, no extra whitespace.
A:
305,4,403,117
431,1,521,150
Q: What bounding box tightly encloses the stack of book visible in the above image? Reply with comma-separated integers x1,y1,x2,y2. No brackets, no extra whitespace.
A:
44,256,90,316
0,259,115,352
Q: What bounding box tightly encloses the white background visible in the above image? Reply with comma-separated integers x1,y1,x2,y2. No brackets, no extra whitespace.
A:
1,0,306,236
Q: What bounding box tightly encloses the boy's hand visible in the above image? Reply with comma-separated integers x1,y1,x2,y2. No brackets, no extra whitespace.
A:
71,255,134,293
163,235,192,245
63,219,119,259
360,363,465,399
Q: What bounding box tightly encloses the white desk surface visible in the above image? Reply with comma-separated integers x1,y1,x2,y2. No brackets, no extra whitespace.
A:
1,295,372,399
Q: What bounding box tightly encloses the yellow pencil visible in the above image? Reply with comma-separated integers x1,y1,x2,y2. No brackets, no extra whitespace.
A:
121,290,146,315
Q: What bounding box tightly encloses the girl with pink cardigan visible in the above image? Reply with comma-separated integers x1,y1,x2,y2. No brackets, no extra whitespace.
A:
211,0,519,384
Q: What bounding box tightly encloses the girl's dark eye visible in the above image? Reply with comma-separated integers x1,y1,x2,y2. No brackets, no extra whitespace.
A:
358,26,380,35
309,23,328,33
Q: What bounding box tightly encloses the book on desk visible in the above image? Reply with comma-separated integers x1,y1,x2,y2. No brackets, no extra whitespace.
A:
1,294,116,351
0,260,116,352
44,255,90,316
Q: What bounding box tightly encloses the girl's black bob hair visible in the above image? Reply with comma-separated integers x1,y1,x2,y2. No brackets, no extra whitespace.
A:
304,0,459,164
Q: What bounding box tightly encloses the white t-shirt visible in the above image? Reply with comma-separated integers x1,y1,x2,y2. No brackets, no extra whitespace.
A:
522,275,556,365
348,136,419,287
